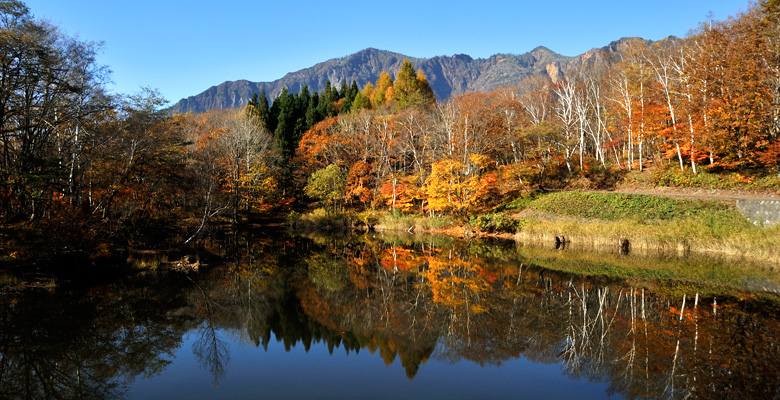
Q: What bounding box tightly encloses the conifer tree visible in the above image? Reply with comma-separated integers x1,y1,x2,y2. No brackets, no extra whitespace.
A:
273,87,296,157
306,92,321,128
318,80,337,117
392,60,435,110
350,80,360,99
342,80,359,113
339,79,349,99
352,91,371,110
255,88,271,130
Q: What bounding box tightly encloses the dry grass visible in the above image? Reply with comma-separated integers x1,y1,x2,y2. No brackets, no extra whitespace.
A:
513,214,780,265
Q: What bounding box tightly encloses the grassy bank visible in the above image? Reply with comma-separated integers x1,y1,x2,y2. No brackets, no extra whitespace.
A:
499,191,780,264
290,191,780,265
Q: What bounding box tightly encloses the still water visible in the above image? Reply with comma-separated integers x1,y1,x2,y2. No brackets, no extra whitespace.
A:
1,230,778,399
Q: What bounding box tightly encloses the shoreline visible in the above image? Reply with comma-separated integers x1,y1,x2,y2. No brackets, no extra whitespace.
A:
370,218,780,266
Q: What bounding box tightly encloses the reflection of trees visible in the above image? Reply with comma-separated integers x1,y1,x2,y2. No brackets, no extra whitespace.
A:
189,278,231,387
293,238,441,379
9,230,775,398
0,274,191,400
192,321,230,387
254,233,780,398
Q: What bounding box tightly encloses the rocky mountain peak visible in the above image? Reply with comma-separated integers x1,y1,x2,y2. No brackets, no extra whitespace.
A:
169,40,661,115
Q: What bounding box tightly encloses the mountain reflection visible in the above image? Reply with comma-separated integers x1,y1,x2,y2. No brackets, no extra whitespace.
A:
1,231,778,399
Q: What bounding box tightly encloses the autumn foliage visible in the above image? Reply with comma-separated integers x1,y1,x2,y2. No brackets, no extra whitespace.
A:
288,4,780,217
3,0,780,261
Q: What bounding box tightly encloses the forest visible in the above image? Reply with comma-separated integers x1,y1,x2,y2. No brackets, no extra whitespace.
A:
0,0,779,263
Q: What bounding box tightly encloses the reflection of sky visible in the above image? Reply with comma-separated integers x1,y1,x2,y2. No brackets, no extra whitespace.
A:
128,328,612,399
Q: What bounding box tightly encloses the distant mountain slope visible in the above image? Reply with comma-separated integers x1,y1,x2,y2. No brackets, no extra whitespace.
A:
169,38,658,114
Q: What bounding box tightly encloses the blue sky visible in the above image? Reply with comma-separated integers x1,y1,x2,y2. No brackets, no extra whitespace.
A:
24,0,751,104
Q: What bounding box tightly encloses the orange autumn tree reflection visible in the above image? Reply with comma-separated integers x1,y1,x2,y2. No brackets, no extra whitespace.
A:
177,232,780,395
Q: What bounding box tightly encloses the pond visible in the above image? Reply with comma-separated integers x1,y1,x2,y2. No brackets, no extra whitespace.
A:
1,229,778,399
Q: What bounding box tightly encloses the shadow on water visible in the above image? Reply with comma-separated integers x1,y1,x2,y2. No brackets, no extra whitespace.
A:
1,228,779,399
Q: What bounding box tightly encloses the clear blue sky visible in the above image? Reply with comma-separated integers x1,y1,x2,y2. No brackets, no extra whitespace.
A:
24,0,751,104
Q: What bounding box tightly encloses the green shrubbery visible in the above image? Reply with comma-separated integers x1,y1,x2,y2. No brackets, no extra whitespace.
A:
288,208,350,230
471,213,522,233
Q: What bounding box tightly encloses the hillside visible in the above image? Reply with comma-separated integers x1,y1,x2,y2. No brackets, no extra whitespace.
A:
169,38,658,114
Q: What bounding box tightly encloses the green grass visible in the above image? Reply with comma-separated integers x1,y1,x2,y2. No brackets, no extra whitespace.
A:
653,167,780,190
289,207,457,233
521,191,743,222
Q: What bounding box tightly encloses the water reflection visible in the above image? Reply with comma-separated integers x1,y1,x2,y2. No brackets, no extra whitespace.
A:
0,275,192,399
1,230,778,399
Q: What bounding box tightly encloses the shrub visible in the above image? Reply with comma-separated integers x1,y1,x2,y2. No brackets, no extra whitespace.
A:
583,164,627,189
471,213,521,233
289,208,350,230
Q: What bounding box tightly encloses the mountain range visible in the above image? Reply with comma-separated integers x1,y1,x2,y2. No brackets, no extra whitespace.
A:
169,37,662,114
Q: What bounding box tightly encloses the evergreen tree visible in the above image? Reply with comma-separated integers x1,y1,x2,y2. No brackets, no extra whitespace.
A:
349,80,359,100
392,60,435,111
318,80,337,117
306,91,321,129
255,88,270,130
268,91,280,134
352,91,371,111
339,79,349,99
322,80,333,101
341,80,359,113
273,87,295,157
298,85,311,116
294,86,312,143
341,95,353,114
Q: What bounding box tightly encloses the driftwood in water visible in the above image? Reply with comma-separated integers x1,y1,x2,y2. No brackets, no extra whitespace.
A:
619,238,631,254
555,236,567,250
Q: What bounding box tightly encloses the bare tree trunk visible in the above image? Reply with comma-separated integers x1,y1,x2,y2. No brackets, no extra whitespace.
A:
676,143,684,171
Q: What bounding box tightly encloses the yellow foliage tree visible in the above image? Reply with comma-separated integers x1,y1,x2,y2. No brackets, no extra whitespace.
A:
423,154,493,214
373,71,394,107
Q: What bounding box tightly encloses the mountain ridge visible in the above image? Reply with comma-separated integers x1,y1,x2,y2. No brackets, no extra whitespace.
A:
169,38,658,114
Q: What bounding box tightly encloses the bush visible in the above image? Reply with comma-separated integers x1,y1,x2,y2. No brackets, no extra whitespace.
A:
471,213,521,233
583,164,627,189
289,208,350,230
